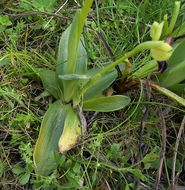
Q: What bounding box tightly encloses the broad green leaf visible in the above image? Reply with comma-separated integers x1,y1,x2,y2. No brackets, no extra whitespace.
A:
56,36,87,101
159,59,185,87
67,11,82,74
56,0,93,102
75,38,88,74
33,101,70,176
39,70,62,99
66,0,93,74
83,95,131,112
57,26,71,66
159,40,185,87
57,0,92,74
58,107,81,153
83,63,125,100
57,26,88,75
169,40,185,65
84,71,117,100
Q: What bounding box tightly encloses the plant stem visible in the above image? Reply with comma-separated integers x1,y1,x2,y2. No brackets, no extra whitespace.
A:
172,116,185,186
80,41,164,96
98,41,163,76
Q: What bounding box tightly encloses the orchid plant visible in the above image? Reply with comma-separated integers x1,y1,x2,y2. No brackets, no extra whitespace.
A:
33,0,185,176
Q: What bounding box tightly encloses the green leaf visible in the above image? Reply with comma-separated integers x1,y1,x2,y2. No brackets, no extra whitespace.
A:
56,0,93,102
57,26,70,66
58,107,81,153
84,67,117,100
159,40,185,87
57,25,88,74
32,0,57,12
39,70,62,99
66,0,93,74
33,101,71,176
132,60,158,79
19,173,30,185
169,40,185,65
173,21,185,37
0,15,12,26
83,95,131,112
56,27,88,102
12,165,25,175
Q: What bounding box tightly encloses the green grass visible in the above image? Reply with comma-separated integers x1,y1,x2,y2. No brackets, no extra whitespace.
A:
0,0,185,189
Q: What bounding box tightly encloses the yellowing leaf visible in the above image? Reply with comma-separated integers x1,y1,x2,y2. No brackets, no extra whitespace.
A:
58,107,81,153
33,101,70,176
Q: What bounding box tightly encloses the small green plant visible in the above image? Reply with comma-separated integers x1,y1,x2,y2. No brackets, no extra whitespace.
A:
0,15,12,32
19,0,58,12
33,0,185,177
33,0,131,176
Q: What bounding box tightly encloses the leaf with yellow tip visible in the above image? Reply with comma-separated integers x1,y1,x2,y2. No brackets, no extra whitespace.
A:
58,107,81,153
33,101,71,176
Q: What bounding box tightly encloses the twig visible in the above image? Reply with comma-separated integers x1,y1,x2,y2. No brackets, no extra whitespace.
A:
77,105,87,135
87,112,98,127
155,107,167,190
172,116,185,187
44,0,69,28
140,77,152,149
134,78,152,189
